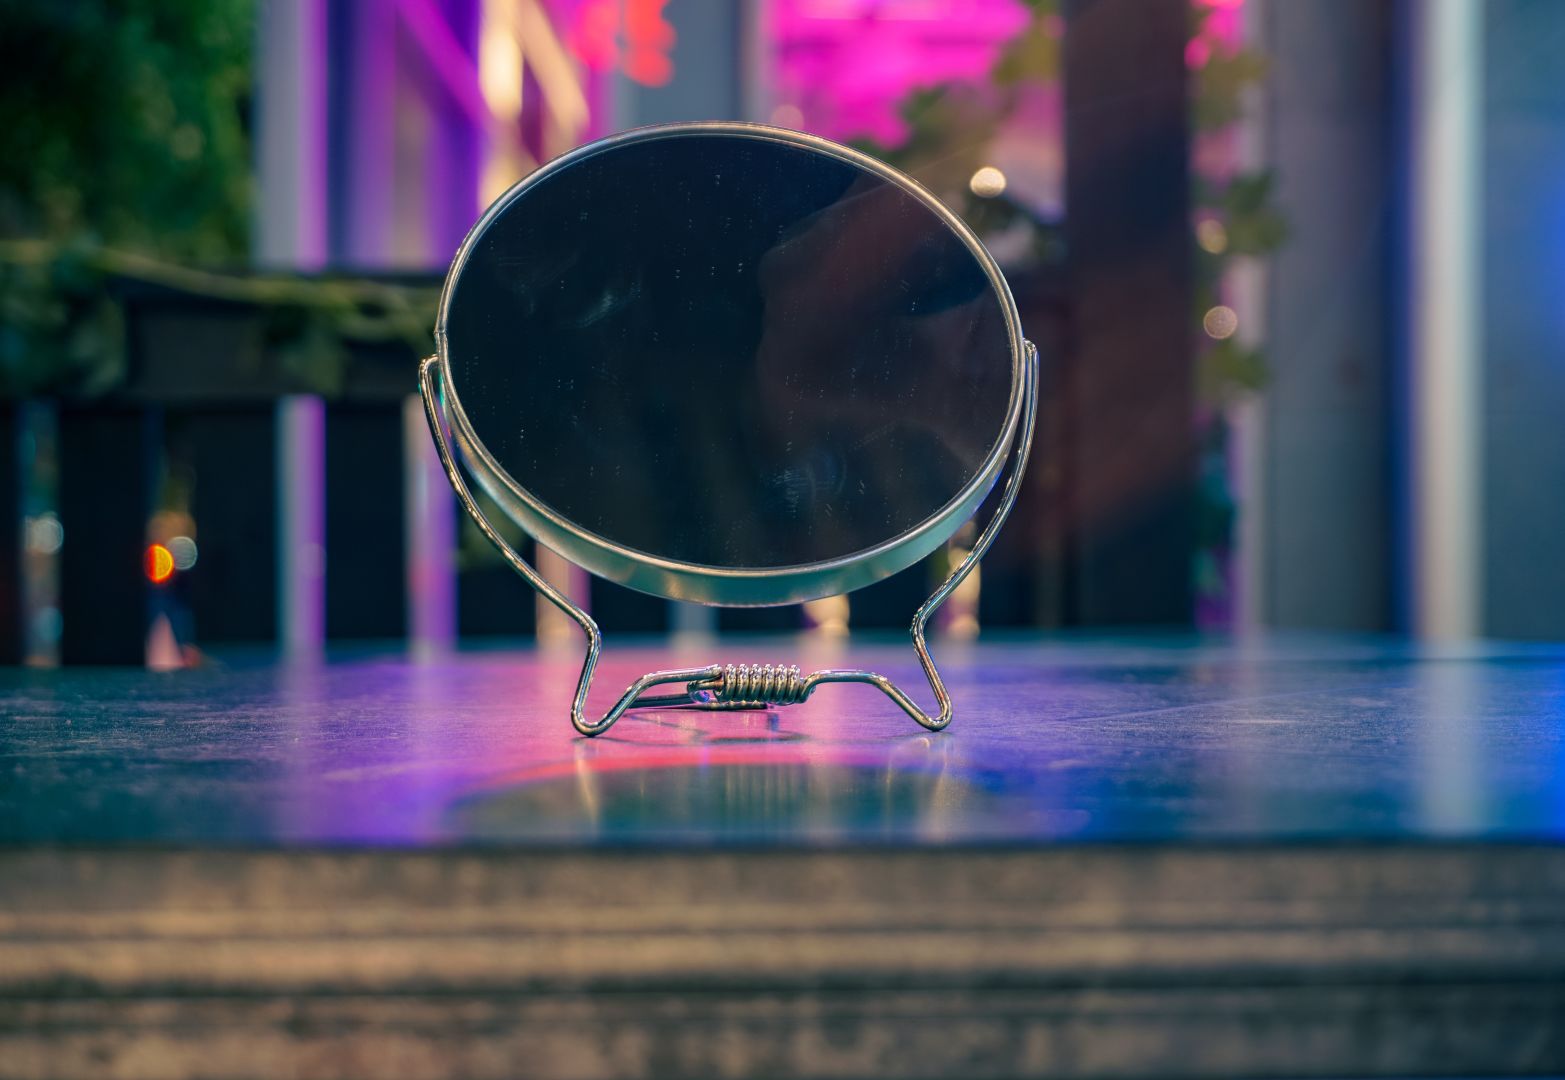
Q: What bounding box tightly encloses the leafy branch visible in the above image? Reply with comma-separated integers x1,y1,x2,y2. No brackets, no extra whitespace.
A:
0,239,438,397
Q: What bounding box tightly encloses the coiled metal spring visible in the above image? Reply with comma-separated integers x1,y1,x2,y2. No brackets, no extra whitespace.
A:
702,663,810,708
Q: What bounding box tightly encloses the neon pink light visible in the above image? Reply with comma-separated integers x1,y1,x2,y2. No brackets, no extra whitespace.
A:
771,0,1030,145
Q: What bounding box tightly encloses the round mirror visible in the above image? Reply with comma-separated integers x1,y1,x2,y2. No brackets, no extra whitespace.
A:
437,123,1024,606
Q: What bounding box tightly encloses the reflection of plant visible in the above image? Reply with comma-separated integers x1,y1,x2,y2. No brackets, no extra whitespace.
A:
1189,3,1287,405
1194,173,1286,401
853,0,1062,264
858,0,1285,624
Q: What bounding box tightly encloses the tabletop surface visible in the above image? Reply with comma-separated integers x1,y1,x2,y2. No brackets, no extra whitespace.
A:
4,633,1565,848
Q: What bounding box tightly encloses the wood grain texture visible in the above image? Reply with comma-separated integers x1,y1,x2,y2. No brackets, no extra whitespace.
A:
3,846,1565,1078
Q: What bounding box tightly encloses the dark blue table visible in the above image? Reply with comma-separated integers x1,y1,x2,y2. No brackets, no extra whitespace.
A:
4,635,1564,1078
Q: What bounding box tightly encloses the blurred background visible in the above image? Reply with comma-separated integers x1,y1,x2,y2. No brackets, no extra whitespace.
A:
0,0,1552,667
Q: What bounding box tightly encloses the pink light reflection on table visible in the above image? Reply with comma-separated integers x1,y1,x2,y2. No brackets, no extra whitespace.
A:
270,641,1054,844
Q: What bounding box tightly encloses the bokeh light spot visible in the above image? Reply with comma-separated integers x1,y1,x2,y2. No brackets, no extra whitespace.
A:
168,536,198,571
1197,217,1229,254
1203,304,1239,340
969,165,1007,199
25,513,63,556
145,544,175,585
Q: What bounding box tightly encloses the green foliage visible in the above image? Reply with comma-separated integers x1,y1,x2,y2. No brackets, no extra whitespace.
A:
856,3,1058,229
0,2,440,399
0,0,257,395
0,240,126,396
991,15,1061,89
1192,174,1289,349
0,0,254,260
1191,48,1268,131
1188,25,1286,407
1206,173,1289,255
0,237,440,398
1198,336,1267,400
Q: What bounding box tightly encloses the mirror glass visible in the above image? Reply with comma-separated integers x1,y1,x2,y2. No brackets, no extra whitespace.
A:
442,128,1015,584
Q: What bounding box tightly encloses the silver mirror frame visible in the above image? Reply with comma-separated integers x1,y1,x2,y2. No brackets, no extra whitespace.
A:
421,121,1038,735
433,122,1026,607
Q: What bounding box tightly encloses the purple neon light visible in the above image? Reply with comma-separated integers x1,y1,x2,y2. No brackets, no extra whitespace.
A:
770,0,1030,145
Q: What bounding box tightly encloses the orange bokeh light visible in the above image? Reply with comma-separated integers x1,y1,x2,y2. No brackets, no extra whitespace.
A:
145,544,175,584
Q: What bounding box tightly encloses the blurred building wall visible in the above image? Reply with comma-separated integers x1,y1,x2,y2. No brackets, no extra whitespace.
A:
1252,0,1395,632
1481,0,1565,639
1256,0,1565,641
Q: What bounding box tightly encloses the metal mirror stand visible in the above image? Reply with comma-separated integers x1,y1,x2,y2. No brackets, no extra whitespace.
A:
420,341,1037,736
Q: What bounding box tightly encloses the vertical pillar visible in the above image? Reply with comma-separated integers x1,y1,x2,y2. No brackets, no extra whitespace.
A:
405,395,455,655
1407,0,1482,641
739,0,772,123
277,395,325,659
670,600,716,638
335,0,397,268
415,0,478,647
256,0,329,270
257,0,330,656
430,0,484,265
1479,0,1565,638
613,0,742,128
1249,0,1395,632
1062,0,1194,626
535,545,590,646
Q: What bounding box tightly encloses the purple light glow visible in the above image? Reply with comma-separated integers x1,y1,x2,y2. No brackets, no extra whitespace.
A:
770,0,1031,146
